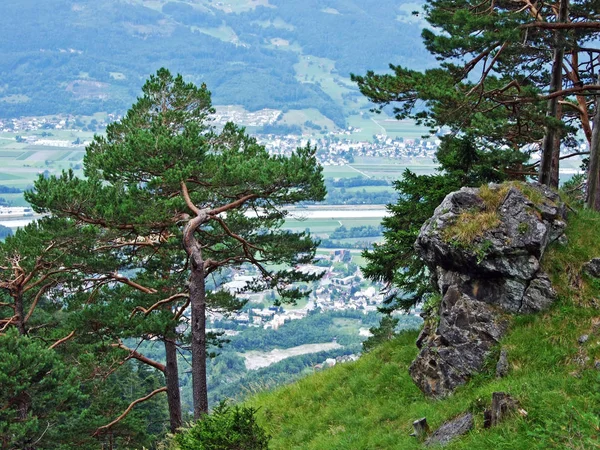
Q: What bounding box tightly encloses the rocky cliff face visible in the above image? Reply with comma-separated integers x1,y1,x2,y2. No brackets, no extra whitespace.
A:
409,183,566,397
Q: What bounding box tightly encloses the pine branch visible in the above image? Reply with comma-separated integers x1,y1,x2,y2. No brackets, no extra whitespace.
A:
92,387,168,436
48,331,76,350
113,340,166,372
130,293,189,317
24,282,54,324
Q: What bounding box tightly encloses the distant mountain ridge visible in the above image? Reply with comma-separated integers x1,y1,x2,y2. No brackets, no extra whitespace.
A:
0,0,430,124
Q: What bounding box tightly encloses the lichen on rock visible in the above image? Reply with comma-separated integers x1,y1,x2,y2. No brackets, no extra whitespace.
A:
410,182,566,397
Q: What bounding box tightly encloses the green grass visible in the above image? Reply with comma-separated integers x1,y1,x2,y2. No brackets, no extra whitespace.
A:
0,151,26,158
247,208,600,449
345,114,434,141
192,25,240,43
279,109,337,131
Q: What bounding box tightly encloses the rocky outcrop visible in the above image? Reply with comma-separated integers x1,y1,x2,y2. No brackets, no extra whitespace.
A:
410,183,566,397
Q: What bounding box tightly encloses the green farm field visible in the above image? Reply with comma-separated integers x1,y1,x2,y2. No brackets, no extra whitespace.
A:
284,216,384,237
344,114,433,141
0,133,87,192
322,165,366,179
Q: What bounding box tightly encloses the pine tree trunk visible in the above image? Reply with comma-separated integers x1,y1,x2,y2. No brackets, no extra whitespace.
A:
13,292,32,447
182,207,210,419
164,337,183,432
539,0,568,186
550,103,562,189
189,250,209,418
587,98,600,210
15,292,26,336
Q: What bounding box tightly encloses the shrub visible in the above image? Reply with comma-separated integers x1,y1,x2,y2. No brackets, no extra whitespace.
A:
174,401,270,450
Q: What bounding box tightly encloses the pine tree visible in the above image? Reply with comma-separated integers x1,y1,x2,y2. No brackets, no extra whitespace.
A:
351,0,600,340
352,0,600,188
0,218,168,447
27,68,326,421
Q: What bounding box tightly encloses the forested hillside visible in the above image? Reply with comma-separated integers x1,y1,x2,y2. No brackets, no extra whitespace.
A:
0,0,429,124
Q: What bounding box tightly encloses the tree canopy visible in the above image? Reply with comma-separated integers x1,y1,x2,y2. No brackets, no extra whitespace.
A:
352,0,600,190
352,0,600,327
25,68,326,426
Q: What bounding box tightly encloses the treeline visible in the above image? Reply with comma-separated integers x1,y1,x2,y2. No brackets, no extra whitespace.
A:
327,177,390,188
0,185,22,194
0,225,12,239
319,239,376,249
330,225,384,239
325,189,398,205
256,123,302,135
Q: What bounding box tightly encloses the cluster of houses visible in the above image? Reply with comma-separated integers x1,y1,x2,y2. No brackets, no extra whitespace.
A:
212,106,281,128
0,114,116,133
1,111,441,168
257,130,439,165
213,250,385,331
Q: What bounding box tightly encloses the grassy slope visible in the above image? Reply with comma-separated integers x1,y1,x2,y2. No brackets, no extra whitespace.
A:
248,208,600,449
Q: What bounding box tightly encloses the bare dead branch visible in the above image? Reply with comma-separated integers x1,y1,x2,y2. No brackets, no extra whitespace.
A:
521,21,600,30
111,274,157,294
504,84,600,103
174,298,191,321
0,316,17,332
530,151,590,167
467,42,509,97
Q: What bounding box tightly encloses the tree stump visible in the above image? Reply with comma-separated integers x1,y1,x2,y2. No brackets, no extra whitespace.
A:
484,392,518,428
411,417,430,439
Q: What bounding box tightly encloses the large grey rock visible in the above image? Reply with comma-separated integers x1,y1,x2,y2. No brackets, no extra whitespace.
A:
411,183,565,397
424,413,474,447
410,286,509,397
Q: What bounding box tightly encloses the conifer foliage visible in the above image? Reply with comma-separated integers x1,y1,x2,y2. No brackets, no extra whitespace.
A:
352,0,600,194
2,68,326,444
354,0,600,334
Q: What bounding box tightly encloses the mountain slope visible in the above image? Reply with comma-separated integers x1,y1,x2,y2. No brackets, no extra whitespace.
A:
0,0,430,123
247,207,600,449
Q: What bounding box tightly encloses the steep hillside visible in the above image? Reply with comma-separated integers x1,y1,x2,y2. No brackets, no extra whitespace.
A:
0,0,429,122
247,207,600,449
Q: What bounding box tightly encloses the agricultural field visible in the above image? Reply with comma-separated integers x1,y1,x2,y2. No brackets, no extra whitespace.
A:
283,216,385,237
322,156,437,182
345,114,433,141
0,132,88,191
294,55,357,106
0,113,436,252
